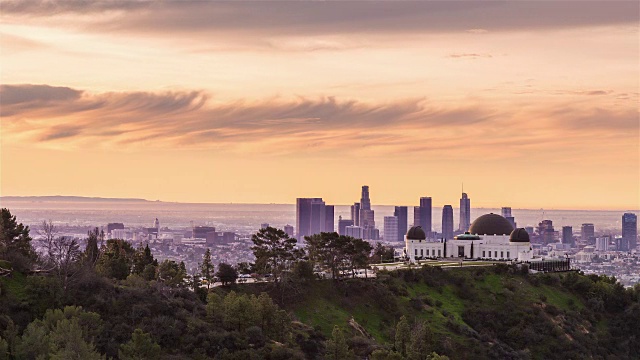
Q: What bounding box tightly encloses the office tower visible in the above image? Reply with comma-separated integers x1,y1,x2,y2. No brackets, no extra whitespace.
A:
525,226,534,236
538,220,555,244
193,226,216,239
459,193,471,231
345,226,364,239
153,218,160,230
310,200,327,235
106,223,125,234
595,237,609,251
261,223,269,229
394,206,408,242
296,198,331,238
384,216,398,242
501,207,516,229
360,185,371,210
414,197,432,236
351,203,361,226
284,225,294,238
325,205,335,233
622,213,638,250
581,223,595,244
338,217,354,236
562,226,573,246
442,205,454,240
357,185,376,240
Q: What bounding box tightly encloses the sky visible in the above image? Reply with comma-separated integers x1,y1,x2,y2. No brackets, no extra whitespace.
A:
0,1,638,210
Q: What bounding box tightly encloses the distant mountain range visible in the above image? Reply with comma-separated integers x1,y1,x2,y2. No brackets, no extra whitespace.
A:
0,196,154,203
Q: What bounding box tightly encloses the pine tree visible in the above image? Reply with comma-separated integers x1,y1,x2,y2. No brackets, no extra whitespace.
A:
201,248,215,289
118,329,161,360
325,326,351,360
394,315,411,357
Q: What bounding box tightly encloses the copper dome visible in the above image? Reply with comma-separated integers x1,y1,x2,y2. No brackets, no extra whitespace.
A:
468,213,514,236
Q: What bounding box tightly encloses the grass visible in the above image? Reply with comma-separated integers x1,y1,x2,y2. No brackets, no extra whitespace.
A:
0,271,28,301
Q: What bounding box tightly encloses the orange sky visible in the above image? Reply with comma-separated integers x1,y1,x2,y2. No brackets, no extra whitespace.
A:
1,1,638,210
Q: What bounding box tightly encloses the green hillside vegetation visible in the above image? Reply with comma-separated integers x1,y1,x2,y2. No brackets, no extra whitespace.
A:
1,209,640,359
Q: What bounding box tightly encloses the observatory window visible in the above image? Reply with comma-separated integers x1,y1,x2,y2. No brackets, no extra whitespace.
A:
494,251,498,258
415,249,417,256
507,251,510,258
501,251,504,258
482,251,486,257
438,250,441,257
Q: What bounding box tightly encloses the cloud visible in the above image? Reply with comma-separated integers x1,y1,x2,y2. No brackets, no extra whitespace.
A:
1,84,636,158
448,53,493,59
1,1,637,38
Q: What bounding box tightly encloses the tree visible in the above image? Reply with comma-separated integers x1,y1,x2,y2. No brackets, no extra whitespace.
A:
157,260,186,287
132,244,156,275
96,239,135,280
345,238,372,278
325,326,351,360
408,321,433,360
305,232,348,280
201,248,215,289
84,228,100,267
216,262,238,286
394,316,411,357
50,236,83,291
16,306,103,360
0,208,36,272
38,219,58,266
118,328,161,360
251,227,300,284
371,243,395,264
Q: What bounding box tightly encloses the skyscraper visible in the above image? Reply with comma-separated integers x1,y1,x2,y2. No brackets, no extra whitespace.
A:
351,203,361,226
394,206,408,242
442,205,454,240
581,223,595,244
459,193,471,232
501,207,516,229
284,225,294,238
338,216,354,236
360,185,371,210
414,197,432,236
325,205,335,233
562,226,573,246
538,220,555,244
622,213,638,250
296,198,331,239
384,216,398,243
357,185,376,239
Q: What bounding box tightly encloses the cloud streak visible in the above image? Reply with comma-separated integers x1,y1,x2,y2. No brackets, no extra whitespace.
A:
1,84,636,159
2,1,637,37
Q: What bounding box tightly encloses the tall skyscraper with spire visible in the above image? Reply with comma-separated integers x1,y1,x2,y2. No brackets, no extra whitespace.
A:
357,185,377,240
459,192,470,231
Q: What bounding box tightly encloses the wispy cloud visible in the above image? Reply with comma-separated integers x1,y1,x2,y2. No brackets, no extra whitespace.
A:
1,84,637,159
448,53,493,59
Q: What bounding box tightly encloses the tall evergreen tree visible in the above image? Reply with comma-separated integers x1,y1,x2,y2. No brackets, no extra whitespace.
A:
200,248,215,289
394,316,411,357
0,208,36,272
325,326,351,360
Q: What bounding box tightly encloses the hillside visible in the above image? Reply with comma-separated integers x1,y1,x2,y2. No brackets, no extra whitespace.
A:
233,265,640,360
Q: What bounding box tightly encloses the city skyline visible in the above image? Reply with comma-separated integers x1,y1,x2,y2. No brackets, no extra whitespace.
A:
1,1,638,210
